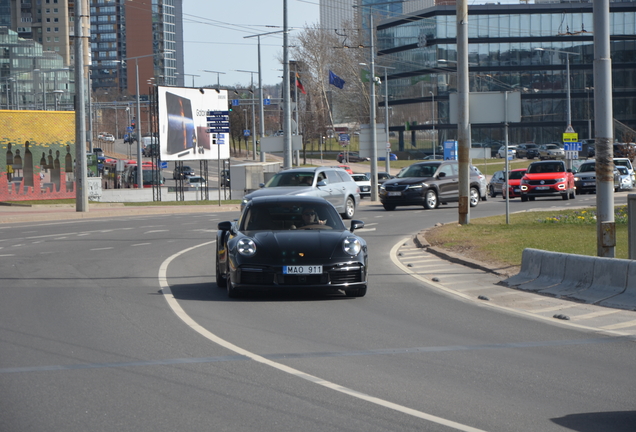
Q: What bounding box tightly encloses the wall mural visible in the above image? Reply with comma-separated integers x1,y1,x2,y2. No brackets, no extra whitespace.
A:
0,110,76,202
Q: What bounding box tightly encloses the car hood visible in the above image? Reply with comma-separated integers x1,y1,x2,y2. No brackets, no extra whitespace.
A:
575,171,596,179
245,186,314,199
383,177,433,186
244,230,359,261
524,173,569,180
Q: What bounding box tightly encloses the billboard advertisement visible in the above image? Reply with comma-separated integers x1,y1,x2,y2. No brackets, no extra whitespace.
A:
157,86,230,162
0,110,76,202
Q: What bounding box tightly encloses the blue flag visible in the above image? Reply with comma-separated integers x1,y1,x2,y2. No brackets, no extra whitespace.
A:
329,70,345,89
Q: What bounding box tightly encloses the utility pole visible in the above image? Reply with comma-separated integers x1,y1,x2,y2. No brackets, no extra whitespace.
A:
457,0,471,224
74,0,88,212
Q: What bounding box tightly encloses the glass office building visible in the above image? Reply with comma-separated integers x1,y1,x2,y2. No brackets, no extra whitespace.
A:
376,2,636,149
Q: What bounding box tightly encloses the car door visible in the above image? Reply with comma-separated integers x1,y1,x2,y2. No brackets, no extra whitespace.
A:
324,169,347,210
436,162,459,202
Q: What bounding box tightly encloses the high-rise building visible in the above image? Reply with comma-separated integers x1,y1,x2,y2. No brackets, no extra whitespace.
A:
1,0,183,98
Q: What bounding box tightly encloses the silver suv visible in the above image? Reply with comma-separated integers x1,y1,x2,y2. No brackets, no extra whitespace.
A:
241,167,360,219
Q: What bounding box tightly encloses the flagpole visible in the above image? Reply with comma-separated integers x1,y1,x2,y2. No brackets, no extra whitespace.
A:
283,0,292,169
369,14,378,201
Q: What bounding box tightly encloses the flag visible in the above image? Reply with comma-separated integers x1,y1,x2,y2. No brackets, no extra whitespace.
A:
329,70,345,89
295,73,306,94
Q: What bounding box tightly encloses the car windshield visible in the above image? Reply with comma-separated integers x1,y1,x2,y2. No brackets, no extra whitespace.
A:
397,163,440,178
614,160,631,169
545,145,560,150
617,166,628,174
265,172,315,187
578,163,595,173
240,202,345,231
351,174,368,181
509,170,526,180
527,163,565,174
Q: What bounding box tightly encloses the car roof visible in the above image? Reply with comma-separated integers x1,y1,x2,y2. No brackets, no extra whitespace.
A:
249,195,335,206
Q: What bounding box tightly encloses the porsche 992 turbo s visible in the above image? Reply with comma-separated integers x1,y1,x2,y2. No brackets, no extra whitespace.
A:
216,196,368,298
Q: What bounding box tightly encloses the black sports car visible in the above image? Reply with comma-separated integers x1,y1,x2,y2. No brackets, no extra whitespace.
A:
216,196,368,298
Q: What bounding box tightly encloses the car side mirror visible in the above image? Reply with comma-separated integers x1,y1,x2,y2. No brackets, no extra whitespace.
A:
438,172,446,178
350,220,364,232
317,180,327,187
567,169,572,173
218,221,233,231
259,183,265,188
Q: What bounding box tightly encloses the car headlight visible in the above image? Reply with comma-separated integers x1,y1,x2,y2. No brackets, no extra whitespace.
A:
407,183,423,189
379,184,386,191
343,237,361,256
237,238,256,256
574,176,581,181
555,177,566,183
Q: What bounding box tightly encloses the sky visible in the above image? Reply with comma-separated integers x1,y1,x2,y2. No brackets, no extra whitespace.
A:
182,0,320,89
181,0,527,89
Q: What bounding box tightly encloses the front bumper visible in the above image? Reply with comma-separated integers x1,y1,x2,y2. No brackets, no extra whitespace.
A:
231,262,367,291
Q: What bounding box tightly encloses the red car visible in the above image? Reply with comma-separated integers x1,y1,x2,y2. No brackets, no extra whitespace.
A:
520,160,575,201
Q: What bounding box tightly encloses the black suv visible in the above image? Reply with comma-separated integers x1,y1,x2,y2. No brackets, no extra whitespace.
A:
173,165,194,180
379,161,482,210
516,143,540,159
337,151,369,163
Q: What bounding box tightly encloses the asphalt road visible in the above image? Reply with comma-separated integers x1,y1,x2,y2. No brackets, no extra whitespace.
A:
1,196,635,431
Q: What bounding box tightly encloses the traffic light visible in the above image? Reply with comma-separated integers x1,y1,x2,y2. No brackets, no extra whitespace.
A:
228,103,232,112
131,118,136,129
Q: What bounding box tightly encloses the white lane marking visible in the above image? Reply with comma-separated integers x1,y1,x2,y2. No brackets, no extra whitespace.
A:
12,244,24,247
145,230,169,234
158,242,486,432
54,237,68,240
131,243,152,247
90,247,114,251
0,254,15,257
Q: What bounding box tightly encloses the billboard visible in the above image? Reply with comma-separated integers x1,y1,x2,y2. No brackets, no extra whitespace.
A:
157,86,230,162
0,110,76,202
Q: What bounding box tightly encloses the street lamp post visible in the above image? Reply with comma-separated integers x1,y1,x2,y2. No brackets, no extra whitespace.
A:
123,53,158,189
245,30,286,163
235,69,259,160
200,70,226,89
374,65,395,173
430,91,436,159
176,72,200,87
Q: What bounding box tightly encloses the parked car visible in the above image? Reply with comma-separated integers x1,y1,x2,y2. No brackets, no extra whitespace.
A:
497,145,517,159
488,168,527,198
520,160,575,201
617,165,634,190
378,153,398,161
379,160,482,210
350,173,371,198
538,144,565,160
515,143,540,159
215,196,368,298
173,165,195,180
142,143,159,157
423,154,444,160
337,151,370,163
92,147,104,158
365,171,394,185
186,175,206,188
241,167,360,219
573,160,620,194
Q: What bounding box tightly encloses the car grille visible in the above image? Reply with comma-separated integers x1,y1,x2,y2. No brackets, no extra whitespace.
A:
383,184,408,192
239,267,275,285
527,179,558,185
277,274,328,285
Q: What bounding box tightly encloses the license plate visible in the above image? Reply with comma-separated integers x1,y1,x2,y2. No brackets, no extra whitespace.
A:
283,265,323,274
583,182,594,186
513,188,520,193
535,186,550,190
388,191,402,196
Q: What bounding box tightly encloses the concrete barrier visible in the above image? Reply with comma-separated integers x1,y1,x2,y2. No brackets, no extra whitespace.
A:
599,260,636,310
502,248,543,287
540,254,595,298
568,256,629,304
517,251,568,292
505,248,636,311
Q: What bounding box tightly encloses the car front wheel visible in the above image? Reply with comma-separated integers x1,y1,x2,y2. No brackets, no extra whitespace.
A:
489,185,497,197
424,189,438,209
227,276,240,298
382,203,396,211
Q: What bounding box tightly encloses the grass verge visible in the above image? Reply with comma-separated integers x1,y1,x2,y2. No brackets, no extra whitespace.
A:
424,206,629,269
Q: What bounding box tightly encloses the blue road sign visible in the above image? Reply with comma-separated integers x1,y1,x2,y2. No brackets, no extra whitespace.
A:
244,130,251,137
564,142,582,152
207,111,229,116
126,126,133,133
264,98,271,105
232,99,240,106
207,128,230,134
160,161,168,169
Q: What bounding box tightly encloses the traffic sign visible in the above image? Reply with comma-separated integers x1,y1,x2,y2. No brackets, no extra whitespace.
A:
563,132,578,142
244,130,251,137
207,110,229,116
563,142,582,152
160,161,168,169
232,99,240,106
264,98,271,105
207,128,230,133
